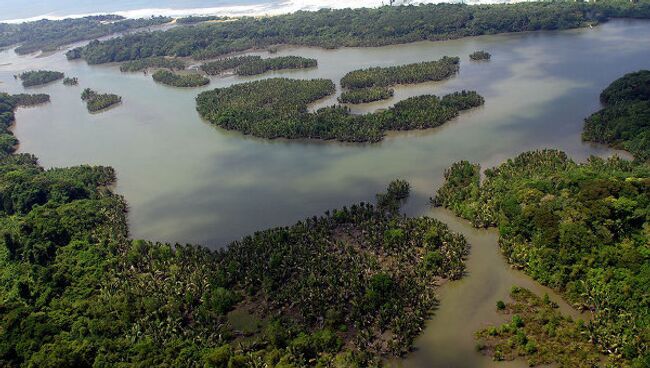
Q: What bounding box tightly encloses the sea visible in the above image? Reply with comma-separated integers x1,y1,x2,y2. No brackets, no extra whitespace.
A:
0,0,524,23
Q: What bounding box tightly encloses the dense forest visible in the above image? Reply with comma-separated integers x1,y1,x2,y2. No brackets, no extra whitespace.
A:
0,93,471,367
469,50,491,61
476,287,606,367
152,70,210,87
175,15,228,24
340,57,459,90
81,88,122,113
119,56,186,72
583,70,650,161
18,70,64,87
338,87,394,104
62,77,78,86
0,15,171,55
67,1,650,65
11,93,50,106
196,78,483,142
432,149,649,366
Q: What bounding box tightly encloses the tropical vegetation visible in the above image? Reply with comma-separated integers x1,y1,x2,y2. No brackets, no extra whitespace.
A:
583,70,650,161
62,77,78,86
0,15,171,55
432,149,650,366
200,56,262,75
0,94,471,367
81,88,122,112
469,50,491,61
476,287,606,367
236,56,317,76
18,70,64,87
152,70,210,87
67,1,650,64
338,87,394,104
119,56,186,72
340,57,459,90
11,93,50,106
196,78,483,142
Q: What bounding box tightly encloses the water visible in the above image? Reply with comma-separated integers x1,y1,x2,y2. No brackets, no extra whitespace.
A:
1,18,648,366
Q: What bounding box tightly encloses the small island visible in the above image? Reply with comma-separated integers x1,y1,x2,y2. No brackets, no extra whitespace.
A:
338,86,394,104
152,70,210,87
200,55,317,76
119,57,186,72
340,56,460,90
18,70,64,87
583,70,650,161
81,88,122,113
196,77,483,142
469,50,491,61
62,77,78,86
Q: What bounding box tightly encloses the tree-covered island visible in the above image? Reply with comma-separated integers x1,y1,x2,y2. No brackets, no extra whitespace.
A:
18,70,64,87
469,50,491,61
62,77,78,86
81,88,122,112
119,56,186,72
152,70,210,87
200,56,317,76
196,77,484,142
338,87,395,104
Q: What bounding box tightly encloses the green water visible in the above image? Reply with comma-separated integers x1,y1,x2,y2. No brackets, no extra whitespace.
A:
1,19,648,367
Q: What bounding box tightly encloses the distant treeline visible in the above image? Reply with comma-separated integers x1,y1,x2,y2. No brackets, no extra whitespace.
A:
0,15,171,55
152,70,210,87
196,77,483,142
18,70,64,87
67,1,650,64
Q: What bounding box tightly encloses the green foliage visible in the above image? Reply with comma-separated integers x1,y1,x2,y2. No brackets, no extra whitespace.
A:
469,50,491,61
338,87,394,104
196,78,483,142
0,15,171,55
341,57,459,90
80,88,122,113
70,1,650,64
376,179,411,213
152,70,210,87
476,287,606,367
175,15,228,25
236,56,317,76
119,57,186,72
200,56,262,75
62,77,78,86
18,70,64,87
11,94,50,106
583,70,650,161
435,149,650,365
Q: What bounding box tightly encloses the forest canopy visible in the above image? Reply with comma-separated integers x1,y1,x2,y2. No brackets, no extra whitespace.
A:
432,150,650,366
119,56,186,72
68,1,650,65
196,78,484,142
583,70,650,161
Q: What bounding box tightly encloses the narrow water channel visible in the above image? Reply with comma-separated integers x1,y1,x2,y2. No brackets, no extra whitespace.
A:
394,208,585,368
